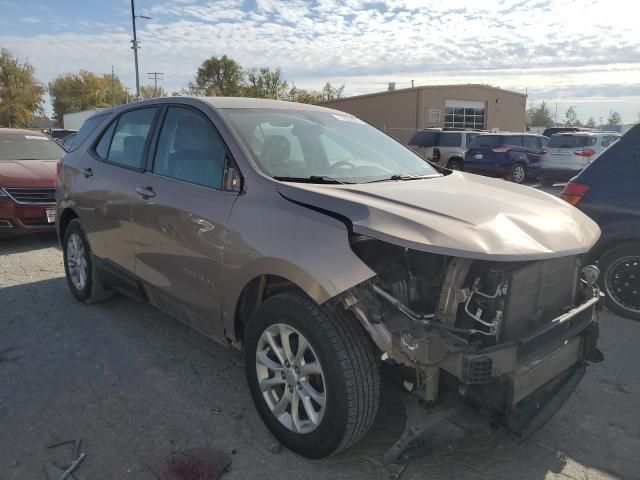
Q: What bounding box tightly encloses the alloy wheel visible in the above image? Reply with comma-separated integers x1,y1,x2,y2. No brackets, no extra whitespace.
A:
512,165,526,183
66,233,88,290
605,255,640,314
255,323,326,434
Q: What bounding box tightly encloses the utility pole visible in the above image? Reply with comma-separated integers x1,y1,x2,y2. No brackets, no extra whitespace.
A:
147,72,164,97
111,66,116,106
130,0,150,100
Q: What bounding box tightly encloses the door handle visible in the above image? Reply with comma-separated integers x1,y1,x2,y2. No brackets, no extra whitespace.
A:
135,185,156,199
81,167,93,178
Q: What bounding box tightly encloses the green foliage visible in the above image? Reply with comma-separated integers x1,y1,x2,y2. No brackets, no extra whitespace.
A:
190,55,344,103
585,116,597,128
244,67,288,99
48,70,129,119
0,48,45,127
194,55,244,96
564,106,580,127
140,85,168,99
526,101,554,127
608,110,622,125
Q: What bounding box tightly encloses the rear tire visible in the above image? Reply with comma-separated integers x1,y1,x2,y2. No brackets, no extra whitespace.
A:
599,243,640,321
508,163,527,183
447,159,463,171
244,292,380,458
62,219,113,304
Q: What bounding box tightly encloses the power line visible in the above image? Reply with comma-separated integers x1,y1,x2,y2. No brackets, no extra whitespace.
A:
147,72,164,97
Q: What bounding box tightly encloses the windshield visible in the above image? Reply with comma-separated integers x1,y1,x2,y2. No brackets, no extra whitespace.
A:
548,135,597,148
221,108,439,183
0,134,65,161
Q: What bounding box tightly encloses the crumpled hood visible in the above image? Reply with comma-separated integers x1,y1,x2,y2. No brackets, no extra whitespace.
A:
276,172,601,261
0,160,57,188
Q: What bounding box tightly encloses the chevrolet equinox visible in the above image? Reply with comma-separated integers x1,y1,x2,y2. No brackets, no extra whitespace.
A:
56,97,603,459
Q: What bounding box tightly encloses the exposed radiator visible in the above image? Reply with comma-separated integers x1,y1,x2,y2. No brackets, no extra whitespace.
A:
502,256,580,341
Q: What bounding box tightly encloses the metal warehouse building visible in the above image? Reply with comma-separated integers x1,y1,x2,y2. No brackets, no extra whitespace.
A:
320,84,527,144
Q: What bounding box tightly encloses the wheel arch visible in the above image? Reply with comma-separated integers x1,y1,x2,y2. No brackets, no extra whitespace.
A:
58,207,79,246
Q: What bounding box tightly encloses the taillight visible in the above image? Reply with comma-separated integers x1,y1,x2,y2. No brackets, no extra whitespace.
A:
574,148,596,157
561,181,590,206
56,161,63,177
433,148,441,161
491,146,510,153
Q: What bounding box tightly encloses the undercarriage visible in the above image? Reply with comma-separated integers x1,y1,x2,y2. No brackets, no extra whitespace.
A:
341,235,603,460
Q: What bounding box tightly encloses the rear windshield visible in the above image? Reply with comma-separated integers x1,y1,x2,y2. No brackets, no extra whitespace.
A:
0,134,65,161
548,135,597,148
469,135,501,148
408,131,462,147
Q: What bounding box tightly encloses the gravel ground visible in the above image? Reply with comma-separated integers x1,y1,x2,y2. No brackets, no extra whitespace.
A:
1,225,639,479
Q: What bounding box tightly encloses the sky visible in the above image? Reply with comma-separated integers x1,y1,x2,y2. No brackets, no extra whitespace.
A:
1,0,639,123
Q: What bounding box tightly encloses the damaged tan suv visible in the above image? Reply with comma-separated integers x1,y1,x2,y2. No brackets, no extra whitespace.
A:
56,97,603,459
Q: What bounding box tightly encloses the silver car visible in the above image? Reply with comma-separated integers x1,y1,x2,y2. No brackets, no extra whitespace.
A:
540,132,621,186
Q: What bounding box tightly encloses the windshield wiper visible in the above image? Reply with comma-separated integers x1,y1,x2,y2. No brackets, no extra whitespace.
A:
364,173,439,184
273,175,353,184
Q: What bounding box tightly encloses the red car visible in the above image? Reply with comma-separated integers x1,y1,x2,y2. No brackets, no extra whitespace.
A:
0,128,65,237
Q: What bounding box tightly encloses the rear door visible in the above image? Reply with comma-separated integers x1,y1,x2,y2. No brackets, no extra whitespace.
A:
133,105,241,338
74,107,158,274
521,136,544,166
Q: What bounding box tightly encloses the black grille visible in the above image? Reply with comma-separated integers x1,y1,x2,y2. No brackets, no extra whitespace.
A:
461,355,493,384
5,188,56,204
20,217,51,227
502,256,580,341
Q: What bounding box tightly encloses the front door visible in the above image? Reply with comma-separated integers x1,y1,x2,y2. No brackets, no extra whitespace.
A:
133,106,239,338
75,107,158,274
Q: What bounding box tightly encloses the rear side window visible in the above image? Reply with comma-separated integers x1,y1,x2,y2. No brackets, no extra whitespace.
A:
503,136,523,147
70,114,107,151
521,136,540,149
470,135,500,148
408,130,438,147
439,133,462,147
548,135,597,148
600,136,620,148
153,107,227,189
95,108,157,169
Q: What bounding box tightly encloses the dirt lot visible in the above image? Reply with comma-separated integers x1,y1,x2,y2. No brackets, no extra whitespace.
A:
1,232,639,480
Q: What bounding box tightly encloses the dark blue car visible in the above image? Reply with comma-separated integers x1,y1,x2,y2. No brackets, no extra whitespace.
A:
561,124,640,320
464,133,548,184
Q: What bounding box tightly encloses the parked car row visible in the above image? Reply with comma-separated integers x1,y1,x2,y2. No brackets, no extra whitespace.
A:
408,127,621,185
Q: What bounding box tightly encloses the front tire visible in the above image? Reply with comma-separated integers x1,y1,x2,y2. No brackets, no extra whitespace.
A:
244,292,380,458
447,159,463,171
509,163,527,183
63,219,113,303
599,243,640,321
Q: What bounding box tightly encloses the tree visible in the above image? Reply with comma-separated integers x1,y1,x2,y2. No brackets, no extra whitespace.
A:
526,101,554,127
48,70,129,119
320,82,345,101
194,55,244,96
0,48,45,127
564,106,580,127
585,116,597,128
608,110,622,125
244,67,288,99
287,85,323,104
140,85,168,99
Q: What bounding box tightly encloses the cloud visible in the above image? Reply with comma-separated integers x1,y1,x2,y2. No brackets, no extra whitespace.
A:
1,0,639,121
21,17,41,23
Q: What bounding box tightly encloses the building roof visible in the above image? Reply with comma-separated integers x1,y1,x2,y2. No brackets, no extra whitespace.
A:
320,84,528,104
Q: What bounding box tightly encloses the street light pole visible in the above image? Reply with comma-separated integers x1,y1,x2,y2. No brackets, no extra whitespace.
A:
130,0,150,101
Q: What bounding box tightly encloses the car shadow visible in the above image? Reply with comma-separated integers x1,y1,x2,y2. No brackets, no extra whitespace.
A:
0,232,59,255
1,277,636,480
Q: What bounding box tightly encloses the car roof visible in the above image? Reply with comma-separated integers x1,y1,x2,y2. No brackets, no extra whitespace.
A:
475,132,543,137
0,128,47,136
554,131,619,136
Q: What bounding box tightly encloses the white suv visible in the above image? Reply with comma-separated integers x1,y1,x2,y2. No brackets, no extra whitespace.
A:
408,128,480,170
539,132,621,186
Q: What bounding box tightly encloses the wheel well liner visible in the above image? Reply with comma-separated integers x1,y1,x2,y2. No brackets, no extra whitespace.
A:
58,208,79,244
